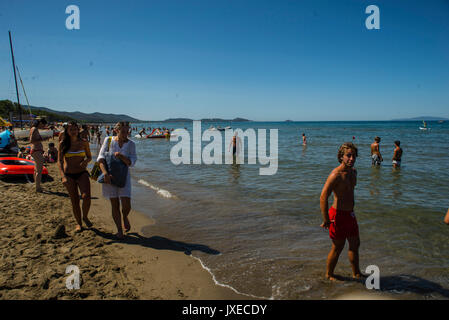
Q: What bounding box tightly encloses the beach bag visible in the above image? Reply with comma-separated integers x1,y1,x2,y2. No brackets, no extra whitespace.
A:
97,137,128,188
89,137,111,181
90,162,102,181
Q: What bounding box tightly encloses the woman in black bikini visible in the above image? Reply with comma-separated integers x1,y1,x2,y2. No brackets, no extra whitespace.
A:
58,121,92,233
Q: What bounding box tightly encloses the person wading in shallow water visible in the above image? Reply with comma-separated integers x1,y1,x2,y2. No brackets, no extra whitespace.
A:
371,136,383,166
392,140,403,169
320,142,362,281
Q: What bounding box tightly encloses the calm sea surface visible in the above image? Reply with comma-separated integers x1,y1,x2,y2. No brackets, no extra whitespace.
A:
94,121,449,299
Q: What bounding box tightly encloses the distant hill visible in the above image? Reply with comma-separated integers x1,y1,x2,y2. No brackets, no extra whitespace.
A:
161,118,193,122
160,117,251,122
27,105,142,123
392,116,449,121
0,100,75,122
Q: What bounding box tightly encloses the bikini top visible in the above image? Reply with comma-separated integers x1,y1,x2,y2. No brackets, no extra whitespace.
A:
64,150,86,158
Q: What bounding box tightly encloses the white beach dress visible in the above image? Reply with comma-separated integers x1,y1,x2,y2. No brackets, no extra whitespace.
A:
97,136,137,199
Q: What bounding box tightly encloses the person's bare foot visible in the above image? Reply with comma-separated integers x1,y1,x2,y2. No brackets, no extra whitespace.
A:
326,274,339,281
353,273,366,282
83,217,93,228
123,216,131,232
75,225,83,233
115,232,125,240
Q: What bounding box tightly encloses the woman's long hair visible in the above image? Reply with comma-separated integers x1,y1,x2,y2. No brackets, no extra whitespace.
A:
60,121,80,155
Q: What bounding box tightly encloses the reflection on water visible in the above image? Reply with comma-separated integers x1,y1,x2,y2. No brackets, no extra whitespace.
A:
301,144,307,157
369,166,381,197
229,163,240,183
391,169,402,199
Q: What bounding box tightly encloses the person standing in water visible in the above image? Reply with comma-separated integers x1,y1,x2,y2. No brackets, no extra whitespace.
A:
392,140,403,168
370,136,383,166
320,142,362,281
302,133,307,146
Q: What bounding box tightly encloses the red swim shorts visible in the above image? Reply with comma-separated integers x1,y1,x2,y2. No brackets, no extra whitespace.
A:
328,207,359,240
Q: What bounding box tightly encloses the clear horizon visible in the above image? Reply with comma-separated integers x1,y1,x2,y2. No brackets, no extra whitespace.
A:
1,0,448,121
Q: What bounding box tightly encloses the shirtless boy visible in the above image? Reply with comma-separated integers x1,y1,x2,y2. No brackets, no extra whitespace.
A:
320,142,362,280
392,140,403,168
371,136,383,166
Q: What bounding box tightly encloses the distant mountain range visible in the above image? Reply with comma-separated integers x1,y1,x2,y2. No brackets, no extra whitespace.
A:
157,117,251,122
391,116,449,121
27,105,142,123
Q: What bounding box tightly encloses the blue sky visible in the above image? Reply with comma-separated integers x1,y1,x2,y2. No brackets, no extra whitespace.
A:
0,0,448,121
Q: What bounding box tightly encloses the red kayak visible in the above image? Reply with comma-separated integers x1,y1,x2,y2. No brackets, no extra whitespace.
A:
0,157,49,177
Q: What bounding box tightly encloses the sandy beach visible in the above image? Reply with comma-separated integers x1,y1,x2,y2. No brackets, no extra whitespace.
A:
0,139,247,300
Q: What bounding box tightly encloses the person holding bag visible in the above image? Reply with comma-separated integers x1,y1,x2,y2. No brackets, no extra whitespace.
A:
97,122,137,239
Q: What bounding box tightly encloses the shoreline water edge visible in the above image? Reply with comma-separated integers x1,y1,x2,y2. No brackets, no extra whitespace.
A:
2,120,449,300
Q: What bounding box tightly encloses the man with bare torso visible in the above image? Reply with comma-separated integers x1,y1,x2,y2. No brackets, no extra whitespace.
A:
392,140,403,168
320,142,362,281
371,136,383,166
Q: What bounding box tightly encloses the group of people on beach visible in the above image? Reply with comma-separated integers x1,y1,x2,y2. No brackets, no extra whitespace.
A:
28,120,137,239
24,120,448,281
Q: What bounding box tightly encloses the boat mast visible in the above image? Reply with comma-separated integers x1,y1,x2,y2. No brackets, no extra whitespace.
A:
8,30,23,129
15,66,33,116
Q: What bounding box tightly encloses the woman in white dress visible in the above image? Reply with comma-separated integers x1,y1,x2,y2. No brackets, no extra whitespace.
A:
97,122,137,239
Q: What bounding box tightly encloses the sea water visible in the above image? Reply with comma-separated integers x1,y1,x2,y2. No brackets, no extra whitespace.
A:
96,121,449,299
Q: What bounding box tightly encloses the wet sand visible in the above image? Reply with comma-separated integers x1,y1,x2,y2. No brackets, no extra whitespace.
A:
0,139,246,300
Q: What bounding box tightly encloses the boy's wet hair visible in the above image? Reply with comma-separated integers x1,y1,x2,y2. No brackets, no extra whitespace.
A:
394,140,400,146
374,136,381,142
338,142,358,163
